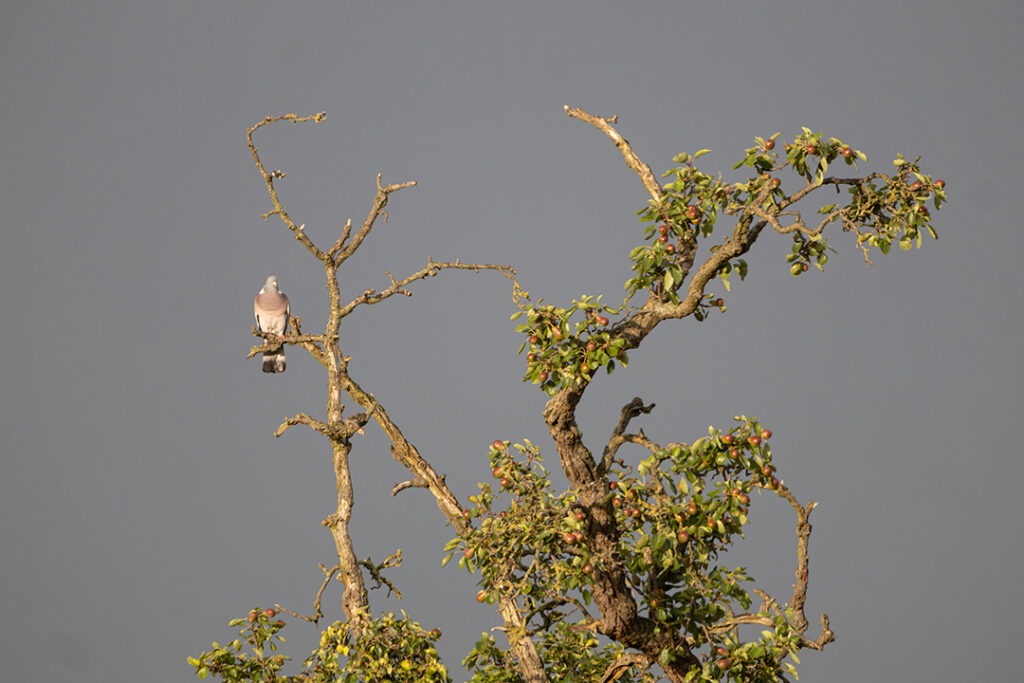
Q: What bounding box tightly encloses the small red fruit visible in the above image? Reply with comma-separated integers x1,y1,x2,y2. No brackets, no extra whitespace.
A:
612,496,624,508
609,481,619,490
596,315,610,326
717,658,732,670
586,340,597,352
563,532,577,545
529,334,539,345
721,434,734,445
686,204,699,218
917,206,930,217
665,243,676,254
910,181,923,191
729,447,740,459
527,352,537,362
658,224,669,235
582,563,594,575
538,371,549,383
764,138,776,151
714,298,724,307
492,440,504,450
263,608,276,618
573,531,584,543
934,179,946,189
500,476,512,489
476,590,487,603
462,509,471,519
760,429,772,440
770,475,780,489
574,510,586,522
429,628,442,638
842,146,853,158
716,646,729,657
463,547,474,559
274,620,285,628
738,493,750,505
801,263,810,272
748,435,761,447
686,500,698,516
677,529,690,543
770,177,782,189
658,234,669,243
248,610,258,622
805,144,818,155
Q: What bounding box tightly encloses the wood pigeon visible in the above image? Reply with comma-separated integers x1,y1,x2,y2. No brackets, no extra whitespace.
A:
254,275,290,373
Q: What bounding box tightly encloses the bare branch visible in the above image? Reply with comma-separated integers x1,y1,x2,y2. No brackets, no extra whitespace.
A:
275,413,331,438
247,113,328,261
360,550,404,599
564,105,663,202
328,218,353,257
339,259,522,317
599,652,653,683
391,475,430,496
249,329,325,358
275,563,340,624
334,173,418,265
600,398,655,475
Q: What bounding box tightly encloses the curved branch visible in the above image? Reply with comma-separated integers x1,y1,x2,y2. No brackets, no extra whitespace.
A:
564,105,663,202
338,260,522,318
247,113,328,261
599,397,655,475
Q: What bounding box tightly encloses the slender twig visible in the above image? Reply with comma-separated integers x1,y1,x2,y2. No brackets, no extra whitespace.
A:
275,563,340,624
338,260,521,318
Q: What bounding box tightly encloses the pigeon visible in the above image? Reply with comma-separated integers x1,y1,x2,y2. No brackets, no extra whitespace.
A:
254,275,290,373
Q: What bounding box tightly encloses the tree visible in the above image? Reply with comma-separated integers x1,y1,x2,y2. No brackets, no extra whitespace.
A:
190,108,945,682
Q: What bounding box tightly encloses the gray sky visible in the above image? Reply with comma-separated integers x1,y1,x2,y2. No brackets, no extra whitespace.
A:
1,1,1021,681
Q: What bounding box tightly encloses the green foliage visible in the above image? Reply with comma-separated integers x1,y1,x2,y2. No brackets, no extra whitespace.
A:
449,423,804,681
188,609,290,682
511,297,628,395
190,611,448,683
464,626,654,683
515,129,944,396
307,613,449,683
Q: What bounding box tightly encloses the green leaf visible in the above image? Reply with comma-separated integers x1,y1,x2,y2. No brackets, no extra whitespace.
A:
694,149,712,159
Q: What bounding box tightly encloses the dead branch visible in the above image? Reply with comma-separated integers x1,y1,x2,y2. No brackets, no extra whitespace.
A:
564,105,663,202
275,563,340,625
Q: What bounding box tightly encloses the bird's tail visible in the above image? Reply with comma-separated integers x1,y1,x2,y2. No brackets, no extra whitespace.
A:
262,350,286,373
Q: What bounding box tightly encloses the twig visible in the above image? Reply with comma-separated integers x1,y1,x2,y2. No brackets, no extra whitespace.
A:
275,563,340,624
600,398,655,475
338,260,521,318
